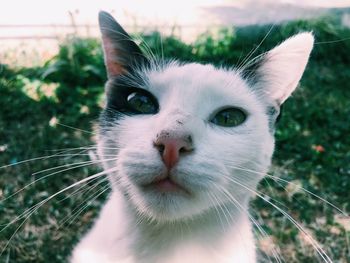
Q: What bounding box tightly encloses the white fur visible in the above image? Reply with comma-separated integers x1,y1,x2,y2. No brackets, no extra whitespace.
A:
71,33,313,263
254,33,314,104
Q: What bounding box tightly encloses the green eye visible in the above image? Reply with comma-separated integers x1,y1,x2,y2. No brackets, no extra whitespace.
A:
211,108,247,127
127,91,158,114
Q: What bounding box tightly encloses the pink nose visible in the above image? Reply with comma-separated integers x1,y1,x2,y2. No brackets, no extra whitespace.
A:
154,133,193,170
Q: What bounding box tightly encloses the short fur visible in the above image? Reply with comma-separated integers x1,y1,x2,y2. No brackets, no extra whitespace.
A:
71,11,314,263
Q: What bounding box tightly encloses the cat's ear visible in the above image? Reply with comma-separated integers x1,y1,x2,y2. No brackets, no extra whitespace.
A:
98,11,148,78
248,32,314,105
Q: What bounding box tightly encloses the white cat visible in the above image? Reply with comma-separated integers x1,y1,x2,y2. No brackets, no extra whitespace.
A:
71,11,314,263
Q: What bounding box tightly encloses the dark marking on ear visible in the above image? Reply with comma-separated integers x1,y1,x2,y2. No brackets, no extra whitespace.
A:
276,104,283,123
241,54,284,133
266,105,282,133
98,11,149,77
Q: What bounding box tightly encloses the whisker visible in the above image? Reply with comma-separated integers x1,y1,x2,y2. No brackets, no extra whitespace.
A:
0,166,118,255
0,157,118,203
265,174,348,217
212,184,283,263
0,150,114,170
206,191,227,233
44,145,97,152
220,173,333,263
315,37,350,45
31,159,97,176
56,175,106,204
227,163,349,217
56,122,96,134
236,24,275,72
0,153,85,169
59,178,110,228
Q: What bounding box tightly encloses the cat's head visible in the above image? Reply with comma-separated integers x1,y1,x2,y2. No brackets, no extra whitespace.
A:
97,11,313,222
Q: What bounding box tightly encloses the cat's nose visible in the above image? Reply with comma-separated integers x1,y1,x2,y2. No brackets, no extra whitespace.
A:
154,132,193,170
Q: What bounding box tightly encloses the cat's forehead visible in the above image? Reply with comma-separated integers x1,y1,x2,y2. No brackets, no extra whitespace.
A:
140,62,260,111
145,62,257,107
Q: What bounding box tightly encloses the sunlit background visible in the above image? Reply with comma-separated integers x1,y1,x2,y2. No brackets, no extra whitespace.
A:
1,0,350,65
1,1,350,262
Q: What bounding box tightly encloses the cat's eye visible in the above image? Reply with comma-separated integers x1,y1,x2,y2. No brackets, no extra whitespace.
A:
211,108,247,127
127,91,158,114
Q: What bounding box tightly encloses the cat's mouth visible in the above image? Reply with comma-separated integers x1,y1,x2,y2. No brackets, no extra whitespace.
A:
141,175,191,195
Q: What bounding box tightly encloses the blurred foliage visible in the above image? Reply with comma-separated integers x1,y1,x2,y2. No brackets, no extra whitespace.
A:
41,37,106,86
1,15,350,262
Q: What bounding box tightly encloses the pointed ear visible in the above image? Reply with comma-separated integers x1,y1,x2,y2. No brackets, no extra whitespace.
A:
248,32,314,105
98,11,149,78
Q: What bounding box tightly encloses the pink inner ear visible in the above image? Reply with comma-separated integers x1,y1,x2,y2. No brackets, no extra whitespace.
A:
102,36,125,76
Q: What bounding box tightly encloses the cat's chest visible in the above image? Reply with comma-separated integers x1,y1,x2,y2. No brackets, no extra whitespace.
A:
72,192,256,263
75,238,255,263
133,239,256,263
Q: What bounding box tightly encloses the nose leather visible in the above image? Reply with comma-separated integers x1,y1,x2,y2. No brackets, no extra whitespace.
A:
154,132,193,169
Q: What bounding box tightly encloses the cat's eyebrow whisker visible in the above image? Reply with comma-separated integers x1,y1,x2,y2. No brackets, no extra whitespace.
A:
0,157,118,203
220,174,333,263
0,166,118,255
212,184,283,263
159,32,164,62
236,24,275,72
315,37,350,45
136,34,159,65
99,27,155,64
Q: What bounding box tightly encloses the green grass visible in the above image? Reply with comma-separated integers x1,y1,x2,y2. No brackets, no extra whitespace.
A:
0,16,350,262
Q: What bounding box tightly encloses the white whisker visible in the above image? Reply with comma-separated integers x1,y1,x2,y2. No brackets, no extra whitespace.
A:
0,166,118,255
0,158,117,203
220,173,333,263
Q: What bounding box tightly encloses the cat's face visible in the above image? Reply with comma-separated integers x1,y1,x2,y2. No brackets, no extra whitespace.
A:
97,12,313,222
99,62,273,221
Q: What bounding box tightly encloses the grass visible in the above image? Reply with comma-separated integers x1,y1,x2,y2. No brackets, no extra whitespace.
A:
0,16,350,262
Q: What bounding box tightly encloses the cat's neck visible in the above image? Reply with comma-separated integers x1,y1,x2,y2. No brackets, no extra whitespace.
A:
73,190,256,263
120,191,256,262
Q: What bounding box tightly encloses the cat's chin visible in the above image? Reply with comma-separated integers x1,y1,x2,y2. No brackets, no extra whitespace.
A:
129,179,204,222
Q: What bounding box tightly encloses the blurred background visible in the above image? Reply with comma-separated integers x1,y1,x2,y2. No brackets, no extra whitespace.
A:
1,0,350,262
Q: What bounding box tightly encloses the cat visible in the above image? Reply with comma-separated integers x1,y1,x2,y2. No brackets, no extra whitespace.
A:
71,11,314,263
